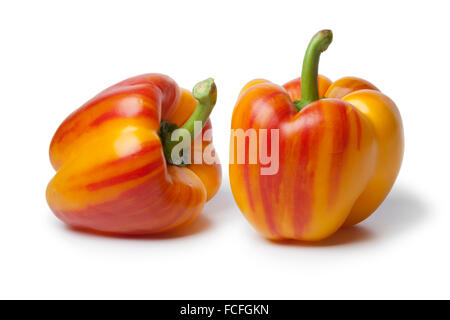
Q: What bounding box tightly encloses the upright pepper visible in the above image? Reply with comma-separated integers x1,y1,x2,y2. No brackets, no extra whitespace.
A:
230,30,403,241
47,74,221,234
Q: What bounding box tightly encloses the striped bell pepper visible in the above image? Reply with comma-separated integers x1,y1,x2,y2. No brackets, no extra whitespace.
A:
47,74,221,234
230,30,403,241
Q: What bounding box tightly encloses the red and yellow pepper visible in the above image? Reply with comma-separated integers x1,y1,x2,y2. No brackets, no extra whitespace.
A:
230,30,404,241
47,74,221,234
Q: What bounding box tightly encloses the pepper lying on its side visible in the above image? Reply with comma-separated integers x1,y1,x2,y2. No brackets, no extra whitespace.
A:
47,74,221,234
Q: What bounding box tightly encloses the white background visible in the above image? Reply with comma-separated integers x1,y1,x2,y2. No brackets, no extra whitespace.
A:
0,0,449,299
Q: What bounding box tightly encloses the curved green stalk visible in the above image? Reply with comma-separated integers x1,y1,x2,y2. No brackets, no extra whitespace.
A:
159,78,217,165
295,30,333,111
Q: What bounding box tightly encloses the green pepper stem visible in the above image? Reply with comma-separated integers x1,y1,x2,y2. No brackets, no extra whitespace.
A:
295,30,333,111
181,78,217,137
160,78,217,165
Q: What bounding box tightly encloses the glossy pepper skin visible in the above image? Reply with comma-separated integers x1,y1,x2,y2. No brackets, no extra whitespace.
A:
230,30,403,241
47,74,221,234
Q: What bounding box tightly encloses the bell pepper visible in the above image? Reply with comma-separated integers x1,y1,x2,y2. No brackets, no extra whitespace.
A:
47,74,221,234
230,30,403,241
